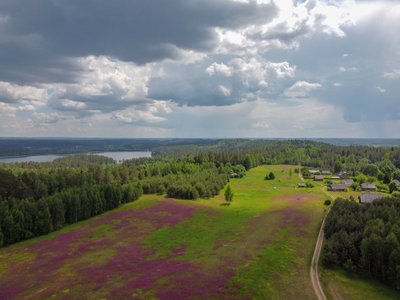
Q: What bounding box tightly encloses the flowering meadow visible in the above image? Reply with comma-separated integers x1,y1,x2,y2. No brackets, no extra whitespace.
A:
0,165,326,299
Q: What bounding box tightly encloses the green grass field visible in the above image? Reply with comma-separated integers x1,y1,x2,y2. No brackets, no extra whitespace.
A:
1,165,398,299
321,268,400,300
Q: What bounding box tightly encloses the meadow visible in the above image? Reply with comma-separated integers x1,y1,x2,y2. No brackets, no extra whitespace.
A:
0,165,396,299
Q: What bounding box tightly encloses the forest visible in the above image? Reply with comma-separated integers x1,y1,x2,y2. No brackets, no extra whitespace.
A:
323,197,400,289
1,139,400,249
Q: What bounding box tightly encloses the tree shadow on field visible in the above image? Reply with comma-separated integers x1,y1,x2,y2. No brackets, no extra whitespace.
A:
220,203,231,206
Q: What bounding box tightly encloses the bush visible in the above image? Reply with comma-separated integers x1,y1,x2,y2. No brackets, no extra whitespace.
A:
265,172,275,180
324,199,332,206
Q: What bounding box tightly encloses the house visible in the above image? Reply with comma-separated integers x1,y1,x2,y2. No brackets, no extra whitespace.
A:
359,193,384,204
337,171,349,178
330,176,341,180
309,169,320,175
329,183,347,192
321,170,331,175
342,179,354,188
361,183,377,191
298,183,306,188
230,172,239,178
314,175,324,181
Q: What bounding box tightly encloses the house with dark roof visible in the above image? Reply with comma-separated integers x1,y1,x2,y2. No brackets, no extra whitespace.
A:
360,183,377,191
358,193,384,204
328,183,347,192
314,175,324,181
342,179,354,187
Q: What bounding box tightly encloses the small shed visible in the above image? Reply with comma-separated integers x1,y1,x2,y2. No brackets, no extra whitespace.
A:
314,175,324,181
359,193,384,204
329,183,347,192
309,169,320,175
298,183,306,188
360,183,377,191
330,176,341,180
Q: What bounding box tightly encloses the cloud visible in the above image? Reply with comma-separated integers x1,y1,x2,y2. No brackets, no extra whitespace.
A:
266,62,296,79
30,112,62,126
383,69,400,79
284,81,321,98
0,102,17,117
339,66,359,72
0,0,399,138
375,86,386,93
46,56,157,114
0,0,278,84
252,121,270,129
206,62,232,77
0,81,47,104
111,101,171,125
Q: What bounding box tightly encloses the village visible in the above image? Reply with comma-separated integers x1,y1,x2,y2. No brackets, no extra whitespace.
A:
298,168,400,204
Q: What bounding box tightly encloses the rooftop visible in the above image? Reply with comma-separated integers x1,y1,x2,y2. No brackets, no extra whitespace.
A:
314,175,324,181
329,183,347,191
361,183,377,189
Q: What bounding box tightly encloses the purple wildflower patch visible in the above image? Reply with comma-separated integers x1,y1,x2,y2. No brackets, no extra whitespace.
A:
0,199,202,300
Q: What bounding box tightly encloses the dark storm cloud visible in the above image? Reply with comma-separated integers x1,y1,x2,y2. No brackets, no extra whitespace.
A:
0,0,278,84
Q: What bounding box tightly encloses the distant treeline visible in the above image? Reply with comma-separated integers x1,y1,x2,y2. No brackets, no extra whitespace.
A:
323,198,400,290
154,140,400,172
0,138,216,157
0,154,115,169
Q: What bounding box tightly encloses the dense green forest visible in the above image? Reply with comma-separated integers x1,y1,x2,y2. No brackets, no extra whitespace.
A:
1,139,400,249
0,155,238,247
323,198,400,290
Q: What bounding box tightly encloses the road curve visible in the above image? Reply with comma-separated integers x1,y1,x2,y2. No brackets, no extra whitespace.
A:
310,217,327,300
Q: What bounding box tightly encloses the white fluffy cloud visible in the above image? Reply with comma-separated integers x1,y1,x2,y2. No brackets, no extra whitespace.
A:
206,62,232,77
112,101,171,125
284,81,321,98
0,81,47,105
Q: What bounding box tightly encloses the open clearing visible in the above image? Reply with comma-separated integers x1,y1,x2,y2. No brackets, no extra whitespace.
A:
0,165,396,299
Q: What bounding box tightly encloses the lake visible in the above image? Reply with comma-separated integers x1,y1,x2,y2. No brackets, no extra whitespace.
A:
0,151,152,163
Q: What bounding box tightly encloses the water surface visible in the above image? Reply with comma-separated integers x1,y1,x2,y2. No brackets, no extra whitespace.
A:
0,151,151,163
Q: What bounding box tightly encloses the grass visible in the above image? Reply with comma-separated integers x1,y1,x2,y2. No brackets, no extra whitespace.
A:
321,268,400,300
2,165,375,299
145,165,326,299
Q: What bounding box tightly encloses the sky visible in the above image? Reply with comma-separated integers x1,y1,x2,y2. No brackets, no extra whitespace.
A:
0,0,399,138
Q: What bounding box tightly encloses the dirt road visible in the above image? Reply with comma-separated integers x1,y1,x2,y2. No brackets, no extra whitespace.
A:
310,217,327,300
